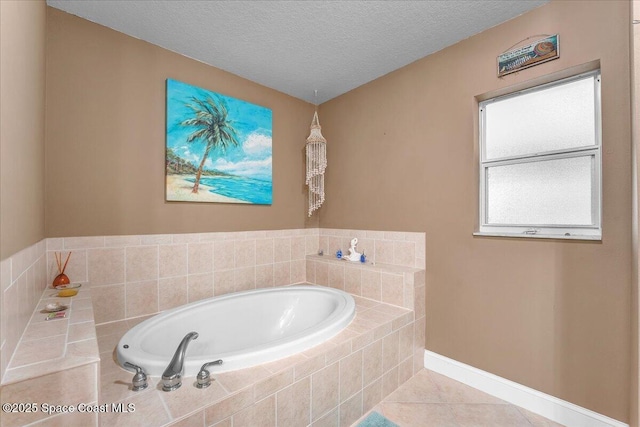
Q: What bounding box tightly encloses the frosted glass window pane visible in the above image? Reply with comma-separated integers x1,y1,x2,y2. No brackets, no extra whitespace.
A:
485,76,595,160
486,156,593,225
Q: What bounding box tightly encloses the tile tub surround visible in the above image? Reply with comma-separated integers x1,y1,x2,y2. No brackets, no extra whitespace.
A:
46,229,321,324
96,292,422,427
0,239,47,382
306,255,425,315
319,229,425,269
0,285,100,427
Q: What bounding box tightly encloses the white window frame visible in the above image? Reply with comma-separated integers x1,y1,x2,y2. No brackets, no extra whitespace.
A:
476,70,602,240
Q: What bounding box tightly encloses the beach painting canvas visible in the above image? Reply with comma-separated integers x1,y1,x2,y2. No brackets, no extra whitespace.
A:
166,79,272,204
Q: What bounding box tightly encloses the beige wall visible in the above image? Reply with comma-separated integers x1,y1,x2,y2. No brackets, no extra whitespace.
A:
319,0,631,422
631,2,639,426
45,8,317,239
0,0,46,260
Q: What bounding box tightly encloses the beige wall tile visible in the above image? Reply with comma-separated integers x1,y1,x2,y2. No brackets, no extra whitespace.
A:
274,237,291,262
311,361,339,421
398,357,413,386
291,259,306,284
1,364,97,427
233,395,275,427
235,267,256,292
315,262,328,286
276,376,311,427
382,366,399,398
91,284,125,324
361,270,381,301
30,407,98,426
339,349,363,402
254,368,293,401
318,236,328,255
256,264,274,288
125,280,158,318
306,260,317,284
306,235,319,256
141,235,172,245
159,276,188,311
188,242,213,274
344,266,361,296
210,418,232,427
374,240,394,264
403,280,415,311
125,246,158,282
166,411,204,427
68,321,95,343
104,235,140,247
213,269,235,296
205,388,254,425
414,284,425,319
363,339,383,386
234,240,256,268
159,244,187,278
10,335,65,368
64,236,105,250
328,263,344,290
255,238,274,265
273,262,291,286
381,273,404,307
382,330,400,373
399,323,414,361
294,354,325,380
172,233,200,244
291,236,306,260
22,318,68,341
160,378,227,420
216,365,271,393
188,273,213,302
393,241,415,267
414,317,425,352
214,241,235,271
99,387,170,427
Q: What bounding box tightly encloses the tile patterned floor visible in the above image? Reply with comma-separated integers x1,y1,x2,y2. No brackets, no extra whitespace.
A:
360,369,564,427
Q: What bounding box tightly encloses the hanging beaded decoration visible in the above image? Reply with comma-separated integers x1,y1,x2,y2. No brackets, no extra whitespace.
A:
306,110,327,216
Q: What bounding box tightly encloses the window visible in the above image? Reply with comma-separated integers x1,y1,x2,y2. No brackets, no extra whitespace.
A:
477,70,601,240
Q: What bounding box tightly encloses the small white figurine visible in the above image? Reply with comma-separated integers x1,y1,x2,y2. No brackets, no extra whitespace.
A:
343,237,362,262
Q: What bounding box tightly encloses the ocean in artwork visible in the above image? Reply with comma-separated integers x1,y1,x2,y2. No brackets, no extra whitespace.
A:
166,79,273,204
184,175,272,205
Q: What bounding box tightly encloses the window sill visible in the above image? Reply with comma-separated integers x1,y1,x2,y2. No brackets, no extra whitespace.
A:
472,231,601,241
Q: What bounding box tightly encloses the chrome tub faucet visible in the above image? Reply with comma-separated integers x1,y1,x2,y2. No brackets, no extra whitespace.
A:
162,331,199,391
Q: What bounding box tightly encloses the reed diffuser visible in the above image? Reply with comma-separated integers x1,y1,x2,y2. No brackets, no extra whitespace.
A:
52,252,71,288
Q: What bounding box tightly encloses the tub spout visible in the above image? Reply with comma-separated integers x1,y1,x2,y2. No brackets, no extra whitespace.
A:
162,331,198,391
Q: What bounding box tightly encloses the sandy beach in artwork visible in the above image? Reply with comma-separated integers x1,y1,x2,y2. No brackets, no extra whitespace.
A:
166,174,247,203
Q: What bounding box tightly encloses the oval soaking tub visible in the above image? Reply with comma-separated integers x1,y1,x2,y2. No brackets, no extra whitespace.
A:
117,285,355,376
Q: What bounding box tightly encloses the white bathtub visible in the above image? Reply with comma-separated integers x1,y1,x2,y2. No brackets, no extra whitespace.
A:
116,285,355,377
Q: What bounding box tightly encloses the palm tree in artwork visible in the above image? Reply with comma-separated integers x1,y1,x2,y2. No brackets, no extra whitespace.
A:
181,95,239,193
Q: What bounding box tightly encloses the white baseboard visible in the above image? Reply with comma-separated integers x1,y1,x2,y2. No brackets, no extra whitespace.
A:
423,350,628,427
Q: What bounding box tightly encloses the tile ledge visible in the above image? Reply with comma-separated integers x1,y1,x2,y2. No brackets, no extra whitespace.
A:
306,254,423,274
1,285,99,386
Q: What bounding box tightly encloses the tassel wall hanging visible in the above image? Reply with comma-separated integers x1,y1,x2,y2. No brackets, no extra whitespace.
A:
306,110,327,216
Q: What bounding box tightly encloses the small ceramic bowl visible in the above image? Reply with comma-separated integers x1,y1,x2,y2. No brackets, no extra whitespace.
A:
44,302,67,312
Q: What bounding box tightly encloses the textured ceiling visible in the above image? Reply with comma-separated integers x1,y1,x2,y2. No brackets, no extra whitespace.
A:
46,0,548,104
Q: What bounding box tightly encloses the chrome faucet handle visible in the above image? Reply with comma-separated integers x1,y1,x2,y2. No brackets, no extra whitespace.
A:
162,331,199,392
124,362,148,391
195,359,223,389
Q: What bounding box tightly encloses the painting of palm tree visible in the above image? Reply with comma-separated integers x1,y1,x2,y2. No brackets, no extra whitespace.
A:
181,95,239,194
166,79,272,204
